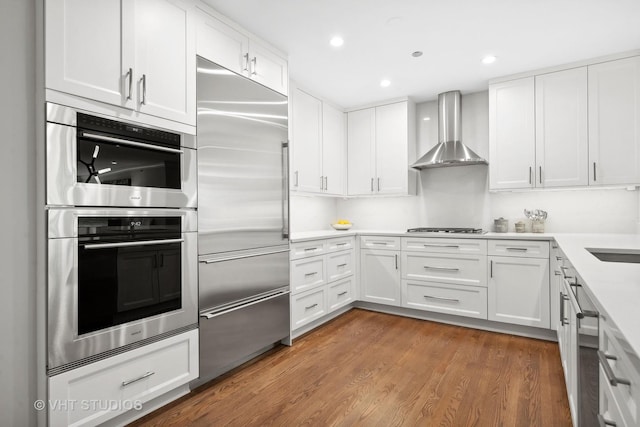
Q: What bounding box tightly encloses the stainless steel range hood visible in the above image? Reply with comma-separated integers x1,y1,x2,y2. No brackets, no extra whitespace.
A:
411,90,487,169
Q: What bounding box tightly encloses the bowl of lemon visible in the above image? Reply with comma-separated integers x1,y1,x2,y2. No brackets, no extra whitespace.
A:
331,219,352,230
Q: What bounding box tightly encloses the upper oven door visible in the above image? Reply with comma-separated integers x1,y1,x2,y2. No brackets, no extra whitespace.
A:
46,104,197,208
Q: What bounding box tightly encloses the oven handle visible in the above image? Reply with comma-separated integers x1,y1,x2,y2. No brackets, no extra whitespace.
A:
83,238,184,250
80,131,184,154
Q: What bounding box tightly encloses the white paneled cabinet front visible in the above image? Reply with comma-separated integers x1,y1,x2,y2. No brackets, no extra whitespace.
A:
48,329,198,427
488,255,550,328
347,101,415,196
360,249,401,306
589,56,640,186
535,68,588,187
321,103,346,195
489,77,536,190
46,0,196,126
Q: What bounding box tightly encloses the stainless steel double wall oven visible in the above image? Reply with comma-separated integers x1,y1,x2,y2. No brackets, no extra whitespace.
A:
46,103,198,375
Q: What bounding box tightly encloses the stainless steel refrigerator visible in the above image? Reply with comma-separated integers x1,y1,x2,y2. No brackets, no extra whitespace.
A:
196,56,290,384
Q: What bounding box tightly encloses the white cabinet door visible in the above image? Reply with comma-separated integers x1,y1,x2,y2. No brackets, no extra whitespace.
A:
322,103,346,195
360,249,401,306
589,56,640,186
46,0,129,107
489,77,536,190
488,256,550,328
347,108,376,195
133,0,195,125
535,68,588,187
291,88,323,193
376,102,408,194
195,10,249,75
249,41,289,96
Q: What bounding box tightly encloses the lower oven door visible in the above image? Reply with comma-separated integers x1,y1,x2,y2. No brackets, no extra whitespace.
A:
47,208,198,375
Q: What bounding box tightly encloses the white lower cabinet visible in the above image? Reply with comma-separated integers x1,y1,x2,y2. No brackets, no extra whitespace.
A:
488,240,550,329
290,237,356,333
402,280,487,319
360,248,401,306
48,329,198,427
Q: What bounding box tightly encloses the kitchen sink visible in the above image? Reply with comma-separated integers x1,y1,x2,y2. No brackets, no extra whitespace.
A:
587,248,640,264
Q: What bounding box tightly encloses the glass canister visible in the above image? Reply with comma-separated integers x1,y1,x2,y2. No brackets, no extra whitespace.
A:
494,217,508,233
532,219,545,233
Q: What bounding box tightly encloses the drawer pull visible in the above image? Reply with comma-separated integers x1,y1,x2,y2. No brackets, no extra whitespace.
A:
554,271,563,276
304,247,319,252
424,295,460,303
338,291,348,296
122,371,155,388
423,244,459,248
371,242,389,246
337,263,348,268
423,265,460,272
556,256,562,260
597,414,617,427
304,272,318,277
597,350,631,386
336,243,348,246
305,303,318,310
506,247,528,252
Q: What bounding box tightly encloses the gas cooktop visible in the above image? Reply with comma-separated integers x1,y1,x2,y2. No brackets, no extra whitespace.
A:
406,227,487,234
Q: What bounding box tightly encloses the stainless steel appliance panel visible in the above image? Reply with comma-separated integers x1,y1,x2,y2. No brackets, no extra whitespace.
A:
198,248,289,312
198,291,289,382
47,208,198,372
196,57,288,254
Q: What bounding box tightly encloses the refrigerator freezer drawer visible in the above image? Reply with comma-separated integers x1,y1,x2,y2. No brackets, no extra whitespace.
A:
198,292,290,382
199,248,289,312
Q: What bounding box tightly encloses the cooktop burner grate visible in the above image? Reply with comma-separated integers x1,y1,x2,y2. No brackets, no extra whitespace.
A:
407,227,486,234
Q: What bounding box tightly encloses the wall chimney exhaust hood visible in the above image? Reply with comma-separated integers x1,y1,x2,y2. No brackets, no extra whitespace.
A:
411,90,487,169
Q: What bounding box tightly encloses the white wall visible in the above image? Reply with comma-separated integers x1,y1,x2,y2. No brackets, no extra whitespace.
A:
335,91,640,233
0,0,38,426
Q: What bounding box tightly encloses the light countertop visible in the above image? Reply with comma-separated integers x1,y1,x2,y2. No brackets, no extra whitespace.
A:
290,229,554,242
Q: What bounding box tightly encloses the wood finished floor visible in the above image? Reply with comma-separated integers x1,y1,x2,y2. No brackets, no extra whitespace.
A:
131,309,571,427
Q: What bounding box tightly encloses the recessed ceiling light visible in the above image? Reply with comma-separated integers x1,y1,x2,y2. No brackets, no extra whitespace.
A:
482,55,497,64
329,36,344,47
423,117,431,121
380,79,391,88
412,51,423,58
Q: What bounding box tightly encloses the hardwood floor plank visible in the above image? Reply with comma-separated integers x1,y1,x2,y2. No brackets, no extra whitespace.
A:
130,309,571,427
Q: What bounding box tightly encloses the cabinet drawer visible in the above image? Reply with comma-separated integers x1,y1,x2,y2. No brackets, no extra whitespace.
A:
402,280,487,319
328,277,355,311
291,287,327,329
600,319,640,426
290,240,325,260
291,256,325,294
600,365,627,427
402,252,487,287
402,238,487,255
49,329,198,427
326,236,355,253
360,235,401,250
327,250,354,282
488,240,549,258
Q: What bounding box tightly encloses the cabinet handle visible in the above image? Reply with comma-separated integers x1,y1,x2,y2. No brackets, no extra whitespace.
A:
424,295,460,303
490,260,493,278
593,162,597,182
243,53,250,72
598,351,631,386
338,291,348,296
337,263,348,267
506,247,527,252
320,176,324,190
304,272,318,277
597,414,617,427
539,166,542,184
560,293,569,325
555,270,563,276
141,74,147,105
294,171,299,187
371,242,388,246
122,371,154,388
324,176,328,191
336,243,347,246
304,247,318,252
377,177,381,191
423,265,460,272
556,256,562,261
423,244,459,249
251,57,257,76
371,178,374,192
529,166,532,184
305,303,318,310
126,67,133,100
395,254,398,269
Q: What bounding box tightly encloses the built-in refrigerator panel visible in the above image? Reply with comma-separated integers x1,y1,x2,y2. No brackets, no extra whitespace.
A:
196,56,289,256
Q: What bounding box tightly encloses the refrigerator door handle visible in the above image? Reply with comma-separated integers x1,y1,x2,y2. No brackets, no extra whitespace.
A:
200,289,290,319
282,141,290,239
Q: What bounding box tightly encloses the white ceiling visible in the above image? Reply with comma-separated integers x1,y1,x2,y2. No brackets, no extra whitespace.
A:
202,0,640,108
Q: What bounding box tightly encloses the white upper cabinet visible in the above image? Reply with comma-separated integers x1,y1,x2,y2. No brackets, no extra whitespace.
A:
290,85,346,195
588,56,640,186
535,68,588,187
195,6,288,96
489,77,536,190
46,0,196,126
347,100,416,196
